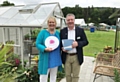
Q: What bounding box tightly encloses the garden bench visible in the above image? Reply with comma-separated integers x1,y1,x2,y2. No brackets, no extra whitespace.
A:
93,51,120,82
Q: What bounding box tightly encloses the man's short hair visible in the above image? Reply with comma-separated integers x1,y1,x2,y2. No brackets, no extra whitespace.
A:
66,13,75,19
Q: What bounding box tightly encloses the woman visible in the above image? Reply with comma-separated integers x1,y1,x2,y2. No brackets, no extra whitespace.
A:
36,16,62,82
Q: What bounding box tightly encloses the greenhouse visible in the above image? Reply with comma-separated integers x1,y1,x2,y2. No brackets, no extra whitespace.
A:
0,2,66,65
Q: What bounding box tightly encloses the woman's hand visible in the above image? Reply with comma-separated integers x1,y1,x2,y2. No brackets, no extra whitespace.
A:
45,47,53,52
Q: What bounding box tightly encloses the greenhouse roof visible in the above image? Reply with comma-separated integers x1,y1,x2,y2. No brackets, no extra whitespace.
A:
0,2,66,28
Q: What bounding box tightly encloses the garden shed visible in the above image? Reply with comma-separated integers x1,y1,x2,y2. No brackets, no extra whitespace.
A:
0,2,66,65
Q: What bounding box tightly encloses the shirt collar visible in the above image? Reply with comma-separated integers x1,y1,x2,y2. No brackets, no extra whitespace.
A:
68,26,75,30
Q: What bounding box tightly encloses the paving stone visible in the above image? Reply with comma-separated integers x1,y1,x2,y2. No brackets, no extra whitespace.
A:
60,56,114,82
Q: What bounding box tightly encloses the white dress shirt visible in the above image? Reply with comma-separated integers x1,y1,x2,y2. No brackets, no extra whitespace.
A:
67,26,77,53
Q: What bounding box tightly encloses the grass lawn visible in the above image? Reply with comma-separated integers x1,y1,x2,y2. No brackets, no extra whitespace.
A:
83,30,115,57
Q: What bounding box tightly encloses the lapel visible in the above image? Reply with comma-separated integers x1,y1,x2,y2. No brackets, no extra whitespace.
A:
64,27,68,39
75,27,77,40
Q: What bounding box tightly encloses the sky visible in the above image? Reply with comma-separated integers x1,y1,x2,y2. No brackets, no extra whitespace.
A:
0,0,120,8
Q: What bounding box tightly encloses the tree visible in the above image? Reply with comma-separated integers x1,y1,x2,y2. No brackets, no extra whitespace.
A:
62,6,117,25
0,1,14,6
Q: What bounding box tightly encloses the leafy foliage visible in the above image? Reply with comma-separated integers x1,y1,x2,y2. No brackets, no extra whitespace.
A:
62,6,117,25
0,1,14,6
114,69,120,82
0,44,13,66
0,43,65,82
0,43,15,82
0,52,39,82
30,28,41,40
15,66,38,82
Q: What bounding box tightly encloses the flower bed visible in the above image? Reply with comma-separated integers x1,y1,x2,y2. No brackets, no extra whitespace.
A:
0,44,65,82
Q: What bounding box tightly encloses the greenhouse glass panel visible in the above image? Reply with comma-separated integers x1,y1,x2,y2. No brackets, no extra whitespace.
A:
26,4,57,25
6,12,31,25
19,4,39,14
0,2,65,26
56,18,61,27
34,4,57,19
53,6,62,16
1,6,24,24
25,15,40,25
53,5,66,27
4,4,40,25
1,7,21,19
0,17,9,24
0,7,11,16
6,18,28,25
56,18,66,27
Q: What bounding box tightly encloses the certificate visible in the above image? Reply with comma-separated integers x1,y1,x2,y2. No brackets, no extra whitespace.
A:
62,39,74,50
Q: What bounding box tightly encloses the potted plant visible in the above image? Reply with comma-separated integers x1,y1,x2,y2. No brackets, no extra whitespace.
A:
30,28,41,41
24,33,30,40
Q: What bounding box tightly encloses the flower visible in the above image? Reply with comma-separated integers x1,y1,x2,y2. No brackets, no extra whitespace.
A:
14,58,20,66
32,56,39,63
14,67,17,70
24,71,27,74
11,67,18,72
26,72,29,76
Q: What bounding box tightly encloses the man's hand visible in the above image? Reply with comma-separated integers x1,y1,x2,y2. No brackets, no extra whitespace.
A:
45,47,53,52
72,41,78,48
62,47,68,53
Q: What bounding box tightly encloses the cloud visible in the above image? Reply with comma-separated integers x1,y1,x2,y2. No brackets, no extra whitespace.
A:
40,0,120,8
0,0,120,8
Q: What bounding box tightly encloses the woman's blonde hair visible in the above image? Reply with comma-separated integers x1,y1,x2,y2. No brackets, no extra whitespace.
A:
47,16,57,24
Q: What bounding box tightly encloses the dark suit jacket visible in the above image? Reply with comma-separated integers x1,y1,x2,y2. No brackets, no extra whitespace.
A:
60,26,89,65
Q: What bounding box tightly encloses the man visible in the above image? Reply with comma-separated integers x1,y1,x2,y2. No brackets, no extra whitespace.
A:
60,13,89,82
